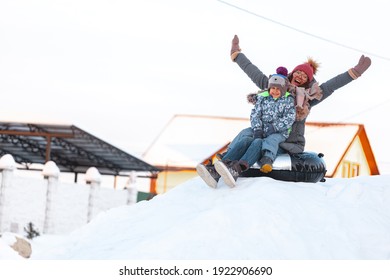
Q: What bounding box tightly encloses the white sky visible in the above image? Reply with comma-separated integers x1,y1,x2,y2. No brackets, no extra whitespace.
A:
1,0,390,173
1,174,390,279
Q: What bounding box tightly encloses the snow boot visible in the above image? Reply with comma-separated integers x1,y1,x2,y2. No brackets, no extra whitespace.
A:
196,159,220,188
214,160,247,187
259,156,273,173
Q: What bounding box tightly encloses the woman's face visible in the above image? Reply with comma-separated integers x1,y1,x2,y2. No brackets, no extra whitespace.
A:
291,70,308,86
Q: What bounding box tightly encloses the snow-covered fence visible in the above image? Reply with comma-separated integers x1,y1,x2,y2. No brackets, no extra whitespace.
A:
0,154,138,235
0,154,16,233
85,167,102,223
125,171,138,205
42,161,60,234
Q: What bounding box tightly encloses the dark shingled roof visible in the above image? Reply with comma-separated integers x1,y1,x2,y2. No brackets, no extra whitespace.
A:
0,122,159,176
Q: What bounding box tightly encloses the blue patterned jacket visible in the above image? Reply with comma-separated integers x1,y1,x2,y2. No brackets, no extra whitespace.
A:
250,91,296,139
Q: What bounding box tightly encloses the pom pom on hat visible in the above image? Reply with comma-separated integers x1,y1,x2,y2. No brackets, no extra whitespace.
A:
268,67,289,96
276,66,288,77
292,57,320,82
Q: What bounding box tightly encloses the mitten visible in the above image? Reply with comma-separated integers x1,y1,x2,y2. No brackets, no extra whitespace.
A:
296,106,310,121
253,129,263,139
349,55,371,79
247,93,258,104
263,123,276,137
231,35,241,61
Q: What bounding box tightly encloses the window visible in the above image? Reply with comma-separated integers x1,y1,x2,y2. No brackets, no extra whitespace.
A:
341,161,360,178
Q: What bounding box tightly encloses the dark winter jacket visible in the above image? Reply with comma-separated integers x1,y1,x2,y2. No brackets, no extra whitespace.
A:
251,91,296,139
235,53,355,154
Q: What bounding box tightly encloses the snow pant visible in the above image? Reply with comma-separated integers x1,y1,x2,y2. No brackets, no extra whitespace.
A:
223,129,287,167
228,127,288,157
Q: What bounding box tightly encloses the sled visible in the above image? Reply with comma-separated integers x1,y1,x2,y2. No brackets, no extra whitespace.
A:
241,151,327,183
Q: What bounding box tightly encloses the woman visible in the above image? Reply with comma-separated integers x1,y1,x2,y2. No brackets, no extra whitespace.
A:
230,35,371,155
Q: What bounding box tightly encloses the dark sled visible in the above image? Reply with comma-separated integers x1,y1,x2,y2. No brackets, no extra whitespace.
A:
240,152,327,183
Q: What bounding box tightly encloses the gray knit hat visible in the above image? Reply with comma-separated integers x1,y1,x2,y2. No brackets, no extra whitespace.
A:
268,74,288,95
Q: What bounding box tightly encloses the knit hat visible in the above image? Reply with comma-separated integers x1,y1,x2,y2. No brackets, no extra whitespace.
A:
268,66,289,95
292,58,319,82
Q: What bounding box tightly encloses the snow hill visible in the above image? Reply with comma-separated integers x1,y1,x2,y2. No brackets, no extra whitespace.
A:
21,174,390,260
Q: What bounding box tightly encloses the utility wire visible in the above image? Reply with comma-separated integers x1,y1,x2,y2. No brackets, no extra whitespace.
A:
218,0,390,123
218,0,390,61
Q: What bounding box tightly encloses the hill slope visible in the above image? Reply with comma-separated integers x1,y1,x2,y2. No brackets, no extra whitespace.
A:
29,175,390,260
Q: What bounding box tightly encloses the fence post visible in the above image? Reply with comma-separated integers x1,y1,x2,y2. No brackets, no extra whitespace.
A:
125,171,138,205
85,167,101,223
0,154,16,232
42,161,60,234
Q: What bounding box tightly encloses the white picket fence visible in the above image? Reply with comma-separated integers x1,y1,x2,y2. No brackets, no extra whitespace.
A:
0,154,138,235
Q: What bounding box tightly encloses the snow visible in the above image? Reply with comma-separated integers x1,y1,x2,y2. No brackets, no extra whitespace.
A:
85,167,102,183
0,154,16,170
42,161,60,178
1,174,390,261
1,174,390,279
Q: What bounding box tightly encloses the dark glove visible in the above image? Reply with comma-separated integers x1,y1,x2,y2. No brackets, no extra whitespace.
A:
231,35,241,61
350,55,371,79
247,93,258,104
253,129,263,139
263,123,276,137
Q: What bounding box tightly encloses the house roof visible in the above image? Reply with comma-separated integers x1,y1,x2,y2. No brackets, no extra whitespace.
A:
143,114,249,169
304,122,379,176
0,121,159,176
142,114,379,176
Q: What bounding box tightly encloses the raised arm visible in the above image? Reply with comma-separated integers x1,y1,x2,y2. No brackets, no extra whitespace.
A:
311,55,371,107
231,35,269,90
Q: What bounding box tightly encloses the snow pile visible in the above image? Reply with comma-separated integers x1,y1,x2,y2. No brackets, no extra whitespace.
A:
2,174,386,260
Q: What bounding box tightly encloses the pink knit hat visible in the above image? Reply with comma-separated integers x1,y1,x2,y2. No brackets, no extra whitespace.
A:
292,58,320,82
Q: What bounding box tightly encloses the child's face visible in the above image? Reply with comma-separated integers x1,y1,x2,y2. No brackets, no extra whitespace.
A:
269,86,282,98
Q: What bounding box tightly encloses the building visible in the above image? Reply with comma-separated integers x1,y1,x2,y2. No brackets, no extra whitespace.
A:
0,121,159,193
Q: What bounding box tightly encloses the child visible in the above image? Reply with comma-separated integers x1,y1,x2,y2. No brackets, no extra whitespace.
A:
197,67,296,188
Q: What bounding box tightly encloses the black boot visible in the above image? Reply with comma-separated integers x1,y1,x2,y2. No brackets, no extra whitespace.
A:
214,160,245,187
196,159,221,188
